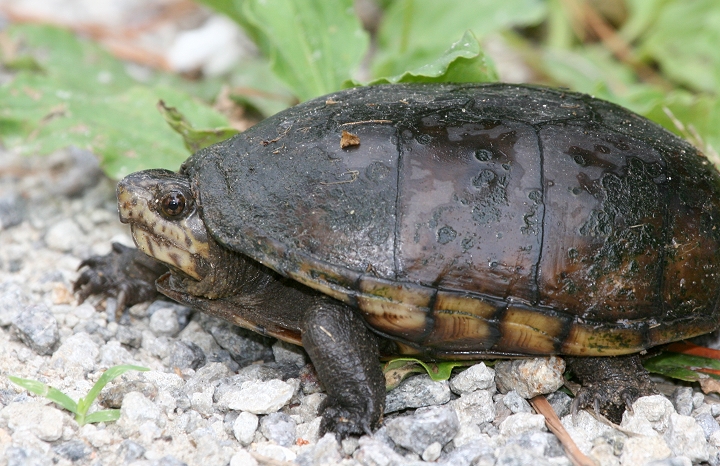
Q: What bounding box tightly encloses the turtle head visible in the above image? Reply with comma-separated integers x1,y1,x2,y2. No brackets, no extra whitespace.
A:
117,169,211,281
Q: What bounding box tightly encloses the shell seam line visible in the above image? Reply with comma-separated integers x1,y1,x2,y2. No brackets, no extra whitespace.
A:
393,126,403,279
534,125,546,305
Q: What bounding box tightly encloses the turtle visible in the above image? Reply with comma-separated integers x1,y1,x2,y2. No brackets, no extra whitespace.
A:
75,83,720,436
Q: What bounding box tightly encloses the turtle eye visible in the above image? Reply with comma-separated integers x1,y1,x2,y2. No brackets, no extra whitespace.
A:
160,191,186,217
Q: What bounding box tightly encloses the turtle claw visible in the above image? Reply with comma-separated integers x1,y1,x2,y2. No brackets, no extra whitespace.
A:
74,242,167,318
319,402,375,439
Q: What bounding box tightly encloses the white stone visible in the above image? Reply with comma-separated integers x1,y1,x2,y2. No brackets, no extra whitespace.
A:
494,357,565,398
230,449,259,466
233,412,259,446
619,435,671,466
499,412,546,437
664,413,709,462
225,379,295,414
451,389,495,425
449,362,495,394
50,332,99,373
45,218,83,252
2,401,64,441
621,395,676,435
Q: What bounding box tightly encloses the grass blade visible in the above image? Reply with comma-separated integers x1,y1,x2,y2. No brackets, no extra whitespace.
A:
8,375,78,413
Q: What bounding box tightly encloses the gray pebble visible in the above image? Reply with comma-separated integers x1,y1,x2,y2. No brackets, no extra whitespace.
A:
11,304,59,355
546,391,572,418
296,433,342,466
272,340,306,367
116,439,146,463
673,387,695,416
644,457,692,466
385,405,459,455
503,390,532,413
696,412,720,439
495,357,565,399
149,306,181,336
385,374,451,413
451,389,496,425
438,441,494,466
184,362,231,396
504,431,564,458
5,446,52,466
199,315,274,365
169,340,207,370
52,440,91,461
50,332,99,373
45,218,84,252
664,413,709,462
0,282,26,326
115,324,143,348
260,412,296,447
0,193,25,231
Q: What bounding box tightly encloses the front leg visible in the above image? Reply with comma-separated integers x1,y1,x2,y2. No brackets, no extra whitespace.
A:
301,300,385,438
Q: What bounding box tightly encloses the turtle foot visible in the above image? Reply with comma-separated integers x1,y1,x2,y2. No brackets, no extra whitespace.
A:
566,354,657,424
74,242,166,317
319,400,374,439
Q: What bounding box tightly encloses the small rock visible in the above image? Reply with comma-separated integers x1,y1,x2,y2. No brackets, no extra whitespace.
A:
149,305,181,336
644,458,692,466
230,449,259,466
422,442,442,462
115,325,143,348
385,374,451,413
695,412,720,439
449,362,495,394
184,362,231,395
52,440,91,461
296,433,342,466
0,282,26,326
354,436,408,466
621,395,676,435
45,218,84,252
439,440,495,466
0,194,25,230
385,405,460,455
451,389,495,425
253,442,296,462
272,340,306,367
505,431,565,459
673,387,695,416
98,340,136,368
200,315,274,366
116,439,146,463
495,442,555,466
1,401,64,441
260,412,296,447
4,446,52,466
619,435,672,466
296,417,322,445
503,391,532,414
499,412,546,438
664,413,709,462
117,391,164,435
11,303,59,355
495,357,565,399
560,410,616,455
225,379,296,414
169,340,207,370
233,412,259,445
50,332,99,373
546,391,572,418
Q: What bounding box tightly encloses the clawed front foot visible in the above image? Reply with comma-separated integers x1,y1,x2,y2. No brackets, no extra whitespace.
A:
74,242,167,317
566,354,658,424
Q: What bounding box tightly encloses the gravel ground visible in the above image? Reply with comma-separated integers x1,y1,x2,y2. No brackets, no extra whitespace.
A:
2,150,720,466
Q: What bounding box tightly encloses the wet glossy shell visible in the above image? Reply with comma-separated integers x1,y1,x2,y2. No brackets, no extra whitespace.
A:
182,83,720,358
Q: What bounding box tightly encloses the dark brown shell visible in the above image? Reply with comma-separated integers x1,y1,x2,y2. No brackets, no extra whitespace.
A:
182,83,720,357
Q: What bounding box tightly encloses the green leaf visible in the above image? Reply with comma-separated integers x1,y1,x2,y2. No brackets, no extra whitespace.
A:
352,31,497,86
232,0,369,101
77,365,149,419
644,351,720,382
0,24,231,179
157,101,239,153
8,376,78,414
83,409,122,424
382,357,471,390
638,0,720,93
373,0,546,78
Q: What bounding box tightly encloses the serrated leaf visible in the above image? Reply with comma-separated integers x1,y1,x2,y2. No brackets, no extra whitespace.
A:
234,0,369,101
82,409,122,424
350,31,497,86
373,0,546,78
0,24,231,179
643,351,720,382
157,101,238,153
8,376,78,413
